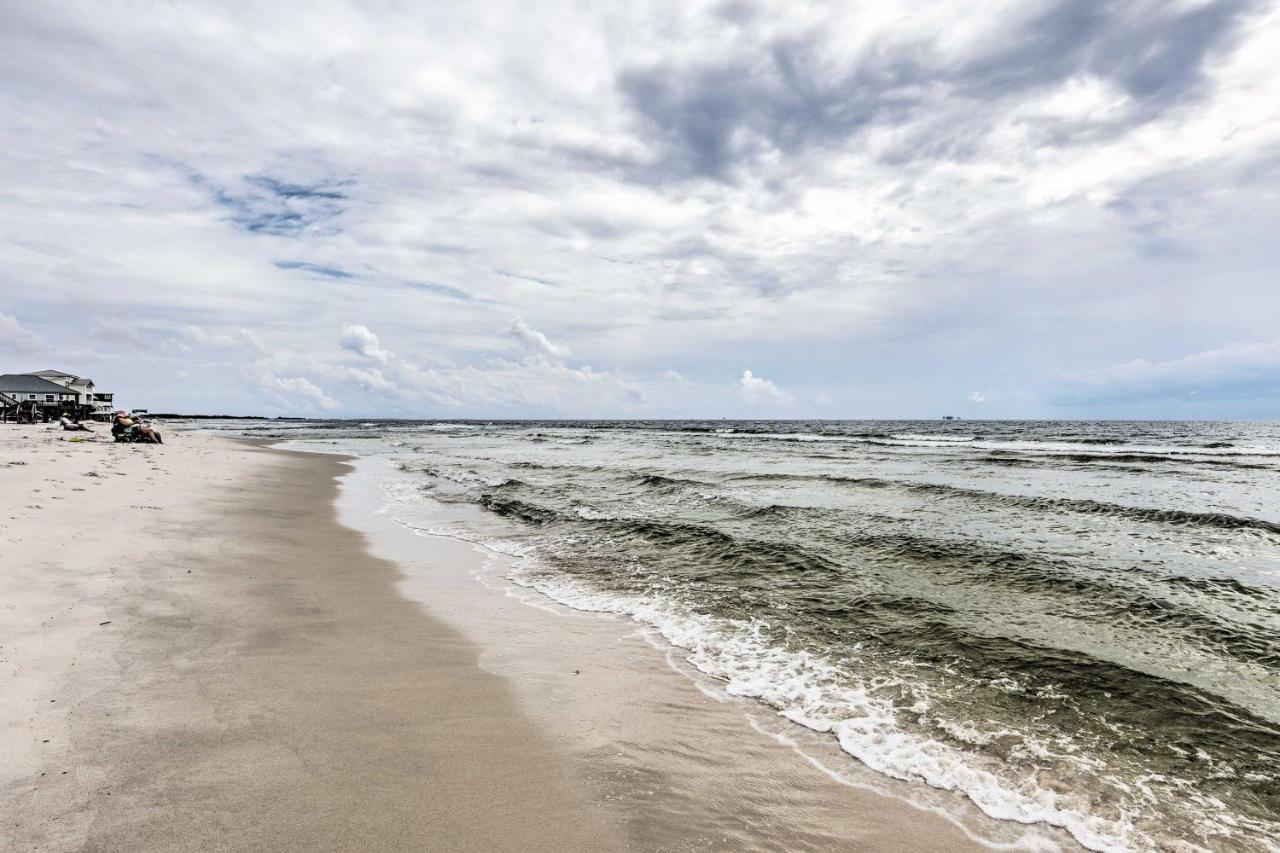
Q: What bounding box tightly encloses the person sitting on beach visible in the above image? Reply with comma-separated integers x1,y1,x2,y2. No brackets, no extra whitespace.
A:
112,411,162,444
58,415,93,432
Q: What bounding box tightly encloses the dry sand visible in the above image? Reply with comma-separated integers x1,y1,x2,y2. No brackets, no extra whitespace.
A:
1,425,615,851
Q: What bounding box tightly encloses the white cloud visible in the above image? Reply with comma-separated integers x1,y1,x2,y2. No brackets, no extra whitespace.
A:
0,313,46,353
341,324,392,364
967,390,991,403
345,366,400,395
236,322,646,415
1053,338,1280,404
239,328,268,354
739,369,793,406
181,325,238,348
89,319,148,350
0,3,1277,416
507,317,571,364
261,374,341,410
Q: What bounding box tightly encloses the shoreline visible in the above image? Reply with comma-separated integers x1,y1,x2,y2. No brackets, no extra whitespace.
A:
332,451,1076,851
2,424,1073,850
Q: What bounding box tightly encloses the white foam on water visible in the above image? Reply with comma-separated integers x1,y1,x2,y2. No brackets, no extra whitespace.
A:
715,431,851,443
743,715,1063,852
494,559,1152,853
370,469,1152,851
962,440,1280,458
368,457,1278,853
421,422,479,432
705,428,1280,458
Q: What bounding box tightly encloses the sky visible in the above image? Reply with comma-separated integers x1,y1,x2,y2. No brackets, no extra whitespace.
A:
2,0,1279,419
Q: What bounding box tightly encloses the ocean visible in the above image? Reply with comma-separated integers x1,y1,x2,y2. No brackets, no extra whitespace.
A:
203,419,1280,852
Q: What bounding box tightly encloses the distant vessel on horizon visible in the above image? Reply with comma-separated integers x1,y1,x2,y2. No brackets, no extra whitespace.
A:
942,415,960,420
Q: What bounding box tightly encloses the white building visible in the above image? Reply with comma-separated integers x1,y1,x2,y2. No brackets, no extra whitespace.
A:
28,369,114,415
0,373,78,417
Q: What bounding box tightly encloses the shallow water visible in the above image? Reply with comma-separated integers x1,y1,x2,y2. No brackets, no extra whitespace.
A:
201,419,1280,852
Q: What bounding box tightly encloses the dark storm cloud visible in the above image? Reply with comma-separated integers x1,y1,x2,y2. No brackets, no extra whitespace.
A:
617,0,1256,180
959,0,1251,104
616,48,908,180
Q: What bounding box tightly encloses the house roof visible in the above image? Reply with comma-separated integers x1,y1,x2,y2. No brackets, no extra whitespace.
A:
0,374,79,394
31,369,94,389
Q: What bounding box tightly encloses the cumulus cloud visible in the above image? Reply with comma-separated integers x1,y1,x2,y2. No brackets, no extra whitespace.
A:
1051,338,1280,404
968,390,992,403
341,324,392,364
507,317,571,364
232,322,647,415
239,328,269,354
259,374,341,410
0,313,47,353
344,366,400,396
181,325,239,348
739,369,793,406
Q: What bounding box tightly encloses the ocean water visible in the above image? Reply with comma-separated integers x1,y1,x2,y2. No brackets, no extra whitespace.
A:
204,419,1280,852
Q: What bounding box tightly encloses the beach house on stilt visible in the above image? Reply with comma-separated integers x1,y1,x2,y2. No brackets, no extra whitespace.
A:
0,373,79,421
29,369,115,418
0,370,116,421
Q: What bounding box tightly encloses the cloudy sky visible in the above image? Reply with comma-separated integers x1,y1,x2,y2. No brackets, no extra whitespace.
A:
2,1,1279,418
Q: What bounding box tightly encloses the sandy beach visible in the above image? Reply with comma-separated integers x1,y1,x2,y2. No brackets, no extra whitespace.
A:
0,425,616,851
2,424,1033,851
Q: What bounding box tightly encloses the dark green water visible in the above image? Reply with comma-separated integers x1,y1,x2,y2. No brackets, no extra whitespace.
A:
212,419,1280,851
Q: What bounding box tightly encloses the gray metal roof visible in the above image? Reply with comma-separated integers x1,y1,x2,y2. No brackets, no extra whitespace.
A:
0,373,79,394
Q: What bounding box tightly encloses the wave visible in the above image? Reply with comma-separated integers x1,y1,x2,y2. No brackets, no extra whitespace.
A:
899,439,1280,457
705,429,1280,458
1048,452,1272,469
896,480,1280,536
475,486,1280,670
478,495,562,526
633,473,716,491
726,472,1280,537
501,550,1279,852
890,433,976,442
380,421,1280,851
